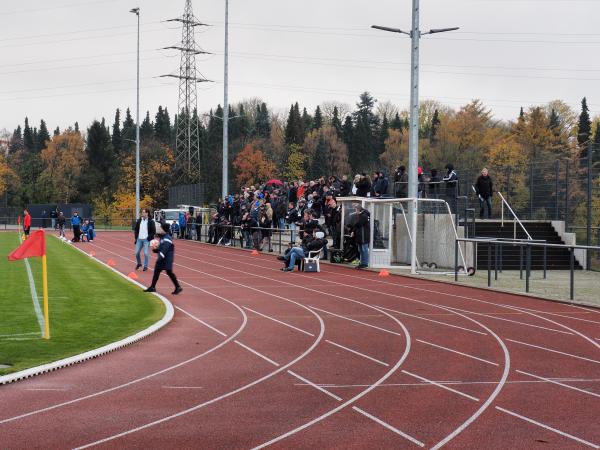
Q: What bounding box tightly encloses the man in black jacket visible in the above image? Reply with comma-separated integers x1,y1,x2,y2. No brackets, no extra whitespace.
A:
351,205,370,269
144,222,182,295
134,208,156,271
475,167,494,219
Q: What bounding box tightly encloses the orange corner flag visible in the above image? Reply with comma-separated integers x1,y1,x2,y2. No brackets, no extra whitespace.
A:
8,230,46,261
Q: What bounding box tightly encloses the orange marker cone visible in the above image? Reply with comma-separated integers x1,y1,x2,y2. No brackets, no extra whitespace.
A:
90,251,96,257
378,269,390,277
128,272,139,280
107,259,116,267
251,249,259,256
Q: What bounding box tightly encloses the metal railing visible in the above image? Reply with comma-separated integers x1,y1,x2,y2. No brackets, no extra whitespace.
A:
498,192,532,240
455,237,600,300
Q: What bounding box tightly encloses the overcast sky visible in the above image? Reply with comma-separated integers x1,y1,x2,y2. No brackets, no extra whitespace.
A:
1,0,598,133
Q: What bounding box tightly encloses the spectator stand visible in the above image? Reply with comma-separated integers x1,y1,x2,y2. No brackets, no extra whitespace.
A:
336,197,470,273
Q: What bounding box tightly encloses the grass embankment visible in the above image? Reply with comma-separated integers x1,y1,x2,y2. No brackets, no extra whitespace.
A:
0,232,165,376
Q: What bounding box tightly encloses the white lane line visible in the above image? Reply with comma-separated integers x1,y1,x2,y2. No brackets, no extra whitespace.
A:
352,406,425,448
162,386,203,390
309,305,403,336
513,305,600,325
416,339,499,366
516,370,600,399
242,306,314,337
506,339,600,365
401,370,480,402
442,305,573,336
287,370,343,401
376,305,487,336
295,378,600,388
325,340,389,367
235,340,280,367
18,233,44,336
25,388,68,391
175,306,227,337
496,406,600,449
169,241,510,450
0,284,248,426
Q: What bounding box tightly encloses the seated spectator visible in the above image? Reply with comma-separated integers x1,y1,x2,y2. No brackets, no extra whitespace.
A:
279,231,328,272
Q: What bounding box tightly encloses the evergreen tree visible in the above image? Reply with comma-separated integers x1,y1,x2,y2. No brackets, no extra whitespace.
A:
84,120,118,202
53,127,60,137
310,134,330,179
32,128,39,153
342,115,354,148
284,103,304,145
351,92,380,172
204,105,224,201
140,111,154,140
390,113,403,131
301,107,312,136
121,108,135,153
255,102,271,138
154,106,172,145
548,109,560,131
37,119,50,152
331,106,343,138
577,97,591,147
23,117,34,152
519,107,524,120
378,114,390,159
430,109,441,143
112,108,122,152
313,106,323,130
10,125,23,152
74,121,80,134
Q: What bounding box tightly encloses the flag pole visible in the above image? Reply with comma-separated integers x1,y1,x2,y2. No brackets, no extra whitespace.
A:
42,254,50,339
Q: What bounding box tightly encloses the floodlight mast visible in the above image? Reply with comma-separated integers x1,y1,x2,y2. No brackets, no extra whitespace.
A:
130,7,140,221
373,1,458,274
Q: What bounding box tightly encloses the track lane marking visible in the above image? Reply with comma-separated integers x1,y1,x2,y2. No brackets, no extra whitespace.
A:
235,340,280,367
176,306,227,337
401,370,480,402
415,339,499,366
496,407,599,449
375,305,487,335
166,239,511,450
441,305,574,335
287,370,343,401
516,370,600,398
506,339,600,365
352,406,425,447
309,305,403,336
242,306,314,337
325,340,389,367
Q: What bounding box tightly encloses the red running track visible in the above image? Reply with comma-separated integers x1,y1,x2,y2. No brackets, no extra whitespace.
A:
1,231,600,449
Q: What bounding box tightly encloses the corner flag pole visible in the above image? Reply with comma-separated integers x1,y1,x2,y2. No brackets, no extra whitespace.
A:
42,254,50,339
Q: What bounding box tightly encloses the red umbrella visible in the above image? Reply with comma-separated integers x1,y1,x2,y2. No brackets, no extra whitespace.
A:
265,179,283,186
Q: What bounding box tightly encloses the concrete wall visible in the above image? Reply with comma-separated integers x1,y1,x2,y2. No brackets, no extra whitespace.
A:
551,221,587,269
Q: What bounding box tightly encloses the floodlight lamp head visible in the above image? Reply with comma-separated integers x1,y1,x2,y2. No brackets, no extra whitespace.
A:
130,7,140,15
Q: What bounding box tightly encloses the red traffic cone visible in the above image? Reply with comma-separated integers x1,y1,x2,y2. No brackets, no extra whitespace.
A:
378,269,390,277
89,250,96,257
128,272,139,280
251,249,259,256
107,259,116,267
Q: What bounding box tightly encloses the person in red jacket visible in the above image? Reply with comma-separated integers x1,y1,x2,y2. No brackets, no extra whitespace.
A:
23,209,31,237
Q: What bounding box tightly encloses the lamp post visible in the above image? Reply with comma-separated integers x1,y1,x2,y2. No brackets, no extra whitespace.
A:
130,7,141,220
373,1,458,274
222,0,230,199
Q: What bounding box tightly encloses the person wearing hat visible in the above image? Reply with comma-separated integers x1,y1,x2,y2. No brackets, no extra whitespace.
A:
280,230,328,272
145,222,182,295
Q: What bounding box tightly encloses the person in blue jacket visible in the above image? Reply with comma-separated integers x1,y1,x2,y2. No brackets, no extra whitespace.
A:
178,212,186,239
71,211,82,242
144,222,182,295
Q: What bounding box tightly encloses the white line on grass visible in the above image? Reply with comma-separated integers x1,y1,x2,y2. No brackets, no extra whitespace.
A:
18,233,44,336
496,406,599,449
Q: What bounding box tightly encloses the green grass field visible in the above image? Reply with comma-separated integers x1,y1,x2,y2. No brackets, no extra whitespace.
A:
0,232,165,376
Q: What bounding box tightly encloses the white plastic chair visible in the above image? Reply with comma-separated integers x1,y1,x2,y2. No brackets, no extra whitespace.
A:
302,247,324,273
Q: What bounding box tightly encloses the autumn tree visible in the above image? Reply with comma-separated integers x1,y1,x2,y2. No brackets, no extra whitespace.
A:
232,142,277,187
282,144,307,181
40,132,86,203
379,129,408,173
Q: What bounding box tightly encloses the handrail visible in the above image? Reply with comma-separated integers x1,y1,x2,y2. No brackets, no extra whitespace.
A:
497,191,532,241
